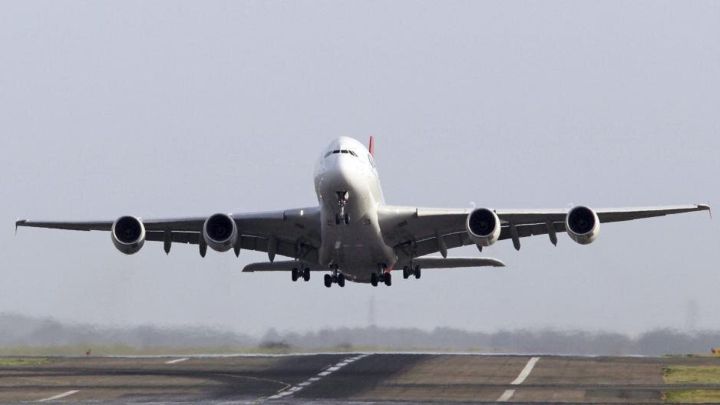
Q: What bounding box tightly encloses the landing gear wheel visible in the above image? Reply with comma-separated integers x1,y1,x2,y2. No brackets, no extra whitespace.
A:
384,272,392,286
335,213,350,225
337,273,345,287
414,265,421,279
291,268,299,282
324,274,333,288
303,268,311,281
402,266,410,279
370,273,378,287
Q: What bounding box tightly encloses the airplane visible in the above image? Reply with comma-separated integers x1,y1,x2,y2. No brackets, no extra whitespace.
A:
16,137,711,288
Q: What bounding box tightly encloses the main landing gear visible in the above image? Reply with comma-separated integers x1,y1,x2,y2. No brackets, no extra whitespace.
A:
324,266,346,288
370,265,392,287
402,265,421,280
335,191,350,225
291,267,311,282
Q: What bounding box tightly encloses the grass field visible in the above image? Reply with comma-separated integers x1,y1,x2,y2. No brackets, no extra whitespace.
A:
664,365,720,384
0,358,49,367
663,365,720,403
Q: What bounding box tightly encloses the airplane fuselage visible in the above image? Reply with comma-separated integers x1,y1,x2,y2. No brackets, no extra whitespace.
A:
313,137,395,282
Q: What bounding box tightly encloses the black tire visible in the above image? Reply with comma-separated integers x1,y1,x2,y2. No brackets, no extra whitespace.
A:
324,274,332,288
335,214,341,225
384,272,392,286
291,268,299,282
414,266,421,279
303,268,311,281
344,214,350,224
370,273,378,287
402,266,409,279
337,273,345,287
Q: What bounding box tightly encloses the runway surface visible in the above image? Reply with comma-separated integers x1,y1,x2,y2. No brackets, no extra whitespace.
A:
1,353,720,403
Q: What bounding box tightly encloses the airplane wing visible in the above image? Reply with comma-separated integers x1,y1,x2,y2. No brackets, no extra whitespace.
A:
379,204,711,263
16,207,322,262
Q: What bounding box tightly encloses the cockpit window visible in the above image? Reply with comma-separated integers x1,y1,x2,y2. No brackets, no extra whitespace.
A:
325,149,358,158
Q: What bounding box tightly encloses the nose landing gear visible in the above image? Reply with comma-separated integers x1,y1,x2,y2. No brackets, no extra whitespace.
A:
335,191,350,225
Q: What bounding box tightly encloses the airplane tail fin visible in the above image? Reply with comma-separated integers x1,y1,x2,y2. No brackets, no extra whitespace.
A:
368,136,375,157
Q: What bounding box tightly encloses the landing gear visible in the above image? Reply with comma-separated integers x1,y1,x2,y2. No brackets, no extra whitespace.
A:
335,213,350,225
335,191,350,225
402,265,421,280
324,266,346,288
371,265,391,287
291,267,311,282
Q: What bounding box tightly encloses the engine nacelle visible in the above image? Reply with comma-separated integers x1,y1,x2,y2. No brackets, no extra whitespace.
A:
111,216,146,254
466,208,501,246
566,206,600,245
203,213,238,252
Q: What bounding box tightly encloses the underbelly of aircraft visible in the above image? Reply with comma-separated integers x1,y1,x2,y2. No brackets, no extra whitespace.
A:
319,218,396,283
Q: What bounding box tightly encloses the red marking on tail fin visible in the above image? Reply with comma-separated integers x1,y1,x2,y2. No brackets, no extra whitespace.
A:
368,136,375,157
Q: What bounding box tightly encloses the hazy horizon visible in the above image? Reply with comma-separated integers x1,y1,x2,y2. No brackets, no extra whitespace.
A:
1,1,718,337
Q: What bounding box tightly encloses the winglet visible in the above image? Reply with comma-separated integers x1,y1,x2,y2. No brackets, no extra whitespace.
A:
368,136,375,157
700,203,712,219
15,219,25,235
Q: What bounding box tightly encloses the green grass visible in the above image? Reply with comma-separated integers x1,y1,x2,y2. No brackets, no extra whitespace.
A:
664,389,720,403
663,366,720,403
664,365,720,384
0,357,49,367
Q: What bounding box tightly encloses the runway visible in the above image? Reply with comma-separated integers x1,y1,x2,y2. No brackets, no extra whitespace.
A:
1,353,719,403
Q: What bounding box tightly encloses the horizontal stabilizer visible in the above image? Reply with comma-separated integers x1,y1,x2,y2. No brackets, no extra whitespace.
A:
242,261,324,272
413,257,505,269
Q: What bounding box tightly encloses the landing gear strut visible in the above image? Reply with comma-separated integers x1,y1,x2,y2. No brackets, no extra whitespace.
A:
335,191,350,225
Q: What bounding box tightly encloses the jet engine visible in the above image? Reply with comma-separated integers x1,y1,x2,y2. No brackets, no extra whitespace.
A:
203,213,238,252
466,208,501,246
111,216,146,254
565,206,600,245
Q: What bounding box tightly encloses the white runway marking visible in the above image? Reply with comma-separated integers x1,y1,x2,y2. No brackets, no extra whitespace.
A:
510,356,540,385
165,357,189,364
267,354,368,400
37,390,79,402
497,389,516,402
497,356,540,402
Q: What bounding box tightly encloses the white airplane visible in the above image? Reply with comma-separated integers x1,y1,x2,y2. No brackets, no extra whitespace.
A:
16,137,710,288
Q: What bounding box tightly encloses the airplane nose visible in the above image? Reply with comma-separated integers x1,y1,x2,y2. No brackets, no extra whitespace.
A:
329,155,359,192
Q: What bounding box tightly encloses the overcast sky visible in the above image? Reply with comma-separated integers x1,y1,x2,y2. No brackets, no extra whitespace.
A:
1,1,718,337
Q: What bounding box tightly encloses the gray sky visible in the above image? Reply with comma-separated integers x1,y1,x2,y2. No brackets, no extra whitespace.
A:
1,1,718,336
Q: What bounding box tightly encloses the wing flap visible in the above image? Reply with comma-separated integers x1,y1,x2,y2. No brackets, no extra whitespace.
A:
413,257,505,269
14,219,112,231
242,261,325,272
